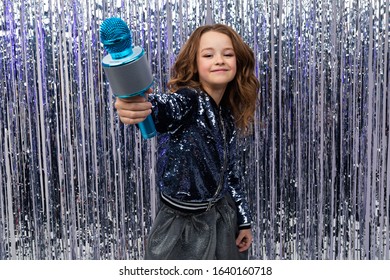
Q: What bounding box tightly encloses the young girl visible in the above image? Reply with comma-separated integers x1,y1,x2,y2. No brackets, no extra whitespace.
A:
115,24,259,259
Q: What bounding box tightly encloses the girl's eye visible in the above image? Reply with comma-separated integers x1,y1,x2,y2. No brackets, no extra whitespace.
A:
224,53,234,57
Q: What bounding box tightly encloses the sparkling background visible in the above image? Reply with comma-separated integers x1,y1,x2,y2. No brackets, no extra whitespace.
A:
0,0,389,260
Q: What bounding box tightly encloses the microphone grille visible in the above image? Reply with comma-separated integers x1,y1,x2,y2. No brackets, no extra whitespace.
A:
100,17,132,55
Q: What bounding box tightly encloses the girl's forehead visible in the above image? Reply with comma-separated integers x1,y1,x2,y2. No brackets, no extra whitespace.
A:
199,31,233,48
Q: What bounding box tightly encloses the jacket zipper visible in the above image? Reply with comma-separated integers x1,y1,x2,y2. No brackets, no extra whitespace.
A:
206,107,228,211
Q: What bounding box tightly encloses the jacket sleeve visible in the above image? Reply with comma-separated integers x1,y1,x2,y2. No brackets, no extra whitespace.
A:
227,132,252,229
148,88,199,133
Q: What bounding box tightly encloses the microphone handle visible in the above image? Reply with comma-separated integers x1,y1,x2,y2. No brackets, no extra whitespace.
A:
136,93,156,139
138,115,156,139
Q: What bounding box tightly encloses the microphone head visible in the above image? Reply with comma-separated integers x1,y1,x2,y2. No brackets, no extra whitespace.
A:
100,17,133,59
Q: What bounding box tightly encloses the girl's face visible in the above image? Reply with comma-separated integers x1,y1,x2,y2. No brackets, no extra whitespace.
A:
196,31,237,96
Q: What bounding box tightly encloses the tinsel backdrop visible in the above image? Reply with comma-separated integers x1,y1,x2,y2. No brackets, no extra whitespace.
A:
0,0,389,260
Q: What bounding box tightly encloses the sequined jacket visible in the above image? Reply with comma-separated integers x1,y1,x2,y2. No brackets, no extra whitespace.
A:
149,87,251,229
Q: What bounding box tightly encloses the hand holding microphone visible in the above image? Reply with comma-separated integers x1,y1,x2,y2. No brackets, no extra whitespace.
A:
115,88,153,125
100,17,156,139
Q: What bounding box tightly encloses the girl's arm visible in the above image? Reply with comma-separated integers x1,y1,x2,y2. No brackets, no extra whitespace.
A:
148,88,199,133
115,88,199,133
227,138,252,229
227,135,253,251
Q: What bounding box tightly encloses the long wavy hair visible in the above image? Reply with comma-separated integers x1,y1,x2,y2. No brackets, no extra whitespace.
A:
167,24,259,132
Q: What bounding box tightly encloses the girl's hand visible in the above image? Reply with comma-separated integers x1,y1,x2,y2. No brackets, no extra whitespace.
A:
114,88,153,125
236,228,253,252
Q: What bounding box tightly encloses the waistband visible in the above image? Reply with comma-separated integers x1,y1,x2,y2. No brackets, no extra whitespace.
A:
160,192,220,214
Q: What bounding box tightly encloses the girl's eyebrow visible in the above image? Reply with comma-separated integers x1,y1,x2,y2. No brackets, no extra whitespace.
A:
200,47,214,52
200,47,234,52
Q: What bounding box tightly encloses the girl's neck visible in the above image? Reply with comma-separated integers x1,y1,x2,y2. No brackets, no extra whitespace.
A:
203,86,226,106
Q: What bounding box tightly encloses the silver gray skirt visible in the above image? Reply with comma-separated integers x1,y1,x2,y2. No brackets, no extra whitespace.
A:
144,194,248,260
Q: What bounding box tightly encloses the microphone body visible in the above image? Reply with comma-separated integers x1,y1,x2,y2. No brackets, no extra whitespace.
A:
100,18,156,139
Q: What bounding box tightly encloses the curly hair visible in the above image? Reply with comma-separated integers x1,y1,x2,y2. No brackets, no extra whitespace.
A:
167,24,259,131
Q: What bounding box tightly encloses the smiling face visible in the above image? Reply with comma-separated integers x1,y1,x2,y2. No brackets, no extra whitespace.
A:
196,31,237,101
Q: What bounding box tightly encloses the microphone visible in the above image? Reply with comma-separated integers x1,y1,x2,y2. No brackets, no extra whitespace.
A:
100,17,156,139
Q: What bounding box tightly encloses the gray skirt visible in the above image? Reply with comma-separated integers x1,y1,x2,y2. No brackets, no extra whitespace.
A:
144,194,248,260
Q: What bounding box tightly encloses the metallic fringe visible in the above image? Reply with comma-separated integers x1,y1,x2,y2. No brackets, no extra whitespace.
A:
0,0,389,259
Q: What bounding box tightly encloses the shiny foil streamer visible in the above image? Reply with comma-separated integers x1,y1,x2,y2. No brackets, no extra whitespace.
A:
0,0,389,260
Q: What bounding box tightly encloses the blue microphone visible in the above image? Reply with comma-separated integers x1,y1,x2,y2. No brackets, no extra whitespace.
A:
100,17,156,139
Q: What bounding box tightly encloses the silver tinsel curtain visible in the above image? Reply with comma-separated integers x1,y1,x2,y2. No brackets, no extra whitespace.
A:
0,0,389,260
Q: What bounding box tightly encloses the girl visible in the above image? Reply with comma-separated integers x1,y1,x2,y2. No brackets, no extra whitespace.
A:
115,24,259,259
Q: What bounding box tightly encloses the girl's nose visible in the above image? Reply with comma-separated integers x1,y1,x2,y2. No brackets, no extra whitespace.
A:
214,54,224,65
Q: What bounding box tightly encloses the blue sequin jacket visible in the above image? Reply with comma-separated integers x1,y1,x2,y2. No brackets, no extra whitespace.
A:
149,87,251,229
